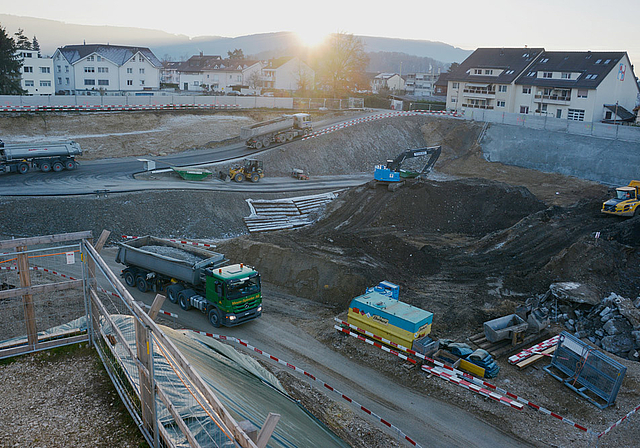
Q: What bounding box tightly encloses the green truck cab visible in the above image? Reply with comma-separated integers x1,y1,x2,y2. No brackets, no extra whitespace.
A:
203,264,262,327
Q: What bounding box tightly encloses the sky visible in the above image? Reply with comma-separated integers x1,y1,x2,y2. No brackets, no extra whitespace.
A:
1,0,639,65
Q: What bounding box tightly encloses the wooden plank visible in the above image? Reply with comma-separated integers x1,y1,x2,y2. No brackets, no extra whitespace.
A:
94,230,111,253
516,346,556,369
17,246,37,349
156,385,202,448
0,334,89,359
256,413,280,448
136,316,156,440
83,241,258,448
0,279,83,300
0,231,93,250
147,294,166,321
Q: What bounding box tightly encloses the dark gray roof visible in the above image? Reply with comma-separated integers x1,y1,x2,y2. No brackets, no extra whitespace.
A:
435,72,450,87
174,56,258,73
59,44,162,68
448,48,544,84
514,51,627,88
603,104,636,121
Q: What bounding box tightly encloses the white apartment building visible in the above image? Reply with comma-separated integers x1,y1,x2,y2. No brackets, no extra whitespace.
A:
17,49,54,95
371,73,404,93
173,54,262,93
405,72,440,97
262,57,315,91
446,48,639,122
52,44,162,95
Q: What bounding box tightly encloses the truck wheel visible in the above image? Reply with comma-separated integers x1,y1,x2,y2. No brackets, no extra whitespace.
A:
303,128,310,136
123,271,136,287
65,160,77,170
136,276,149,293
254,141,263,150
166,284,183,304
178,290,192,311
262,138,271,148
234,173,245,183
17,162,29,174
208,307,222,328
52,161,64,172
40,161,51,172
287,133,294,142
251,173,260,183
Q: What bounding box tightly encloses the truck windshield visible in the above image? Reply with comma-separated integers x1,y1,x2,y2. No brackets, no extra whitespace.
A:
616,190,635,200
227,275,260,299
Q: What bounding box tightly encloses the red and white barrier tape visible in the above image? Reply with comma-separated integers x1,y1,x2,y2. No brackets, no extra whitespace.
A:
122,235,216,249
598,403,640,438
189,329,421,447
508,335,561,364
0,104,242,113
0,265,78,280
334,319,591,433
301,111,462,142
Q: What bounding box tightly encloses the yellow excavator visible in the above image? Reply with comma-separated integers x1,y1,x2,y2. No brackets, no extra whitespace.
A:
602,180,640,217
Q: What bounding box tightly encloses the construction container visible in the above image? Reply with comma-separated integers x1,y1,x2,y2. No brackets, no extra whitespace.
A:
172,167,211,181
483,314,528,343
347,281,433,349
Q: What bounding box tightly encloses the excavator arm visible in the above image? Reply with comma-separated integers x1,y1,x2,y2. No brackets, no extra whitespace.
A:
375,146,441,183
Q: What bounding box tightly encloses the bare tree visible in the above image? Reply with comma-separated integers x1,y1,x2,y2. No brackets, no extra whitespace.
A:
317,32,369,97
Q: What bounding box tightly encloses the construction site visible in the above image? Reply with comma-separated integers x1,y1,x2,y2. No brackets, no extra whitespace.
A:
0,109,639,447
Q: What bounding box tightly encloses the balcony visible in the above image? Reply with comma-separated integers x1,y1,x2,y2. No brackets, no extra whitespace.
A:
463,88,495,99
534,94,570,105
462,103,494,110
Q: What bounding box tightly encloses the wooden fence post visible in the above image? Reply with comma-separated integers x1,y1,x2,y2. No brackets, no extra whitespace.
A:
17,245,37,350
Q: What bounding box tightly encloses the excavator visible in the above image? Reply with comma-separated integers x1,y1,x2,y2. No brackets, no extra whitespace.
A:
374,146,441,184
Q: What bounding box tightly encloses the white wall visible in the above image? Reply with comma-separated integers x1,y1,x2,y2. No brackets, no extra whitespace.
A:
19,50,54,95
274,58,315,91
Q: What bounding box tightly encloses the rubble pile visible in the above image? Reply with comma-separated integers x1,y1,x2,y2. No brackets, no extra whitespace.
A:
532,282,640,361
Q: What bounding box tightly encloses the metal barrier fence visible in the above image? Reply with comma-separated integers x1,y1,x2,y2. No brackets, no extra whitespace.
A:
544,331,627,409
459,108,640,143
0,231,261,448
0,94,364,112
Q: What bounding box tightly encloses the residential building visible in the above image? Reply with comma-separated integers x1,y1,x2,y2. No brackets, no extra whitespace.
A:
262,57,315,92
513,51,639,122
17,49,54,95
445,47,544,112
371,73,405,93
446,47,639,122
434,73,450,96
405,72,440,97
173,54,262,93
174,54,222,91
52,44,162,95
160,61,181,86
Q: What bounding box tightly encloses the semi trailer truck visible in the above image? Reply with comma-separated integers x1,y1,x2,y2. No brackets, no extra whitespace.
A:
115,236,262,327
0,139,82,174
240,113,312,149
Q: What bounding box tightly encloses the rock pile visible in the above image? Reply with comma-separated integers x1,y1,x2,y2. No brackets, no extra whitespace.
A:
529,282,640,361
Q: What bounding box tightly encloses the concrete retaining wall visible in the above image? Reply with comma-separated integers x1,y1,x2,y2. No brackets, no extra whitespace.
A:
482,124,640,186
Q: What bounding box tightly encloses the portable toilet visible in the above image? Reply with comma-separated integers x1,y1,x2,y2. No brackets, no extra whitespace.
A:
347,281,432,349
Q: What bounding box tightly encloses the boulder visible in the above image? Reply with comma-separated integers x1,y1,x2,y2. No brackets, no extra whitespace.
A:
549,282,601,306
601,335,634,355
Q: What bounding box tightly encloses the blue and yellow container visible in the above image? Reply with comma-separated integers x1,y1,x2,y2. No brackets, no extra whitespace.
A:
347,281,433,349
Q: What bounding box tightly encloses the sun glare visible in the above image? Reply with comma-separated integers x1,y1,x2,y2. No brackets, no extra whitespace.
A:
295,29,330,47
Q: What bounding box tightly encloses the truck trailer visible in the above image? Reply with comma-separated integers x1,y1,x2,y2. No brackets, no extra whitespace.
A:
115,236,262,327
0,139,82,174
240,113,312,149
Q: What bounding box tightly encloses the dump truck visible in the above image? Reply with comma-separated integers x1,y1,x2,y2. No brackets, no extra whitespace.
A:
602,180,640,217
115,236,262,327
240,113,312,149
0,139,82,174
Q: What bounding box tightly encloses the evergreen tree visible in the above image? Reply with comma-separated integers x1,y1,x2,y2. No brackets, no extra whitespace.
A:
0,26,25,94
32,35,40,55
14,28,31,50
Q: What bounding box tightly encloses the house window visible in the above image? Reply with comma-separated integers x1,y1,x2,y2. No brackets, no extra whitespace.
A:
567,109,585,121
451,97,457,103
84,67,95,73
40,80,51,87
139,55,144,62
98,79,109,86
561,73,571,79
474,69,482,74
140,80,145,86
585,74,598,80
498,85,507,92
577,89,588,98
595,59,602,64
452,82,459,89
24,80,34,86
543,88,552,95
540,58,549,63
127,68,133,74
520,106,529,114
24,66,33,73
527,71,536,77
497,100,506,107
522,86,531,94
87,56,94,61
604,59,611,64
540,104,548,113
65,78,69,85
84,79,95,86
98,67,109,73
57,65,61,72
96,56,102,62
57,77,62,83
40,66,50,74
127,80,133,86
193,81,199,86
65,66,69,73
139,68,145,74
542,72,552,78
605,111,613,120
484,69,493,75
